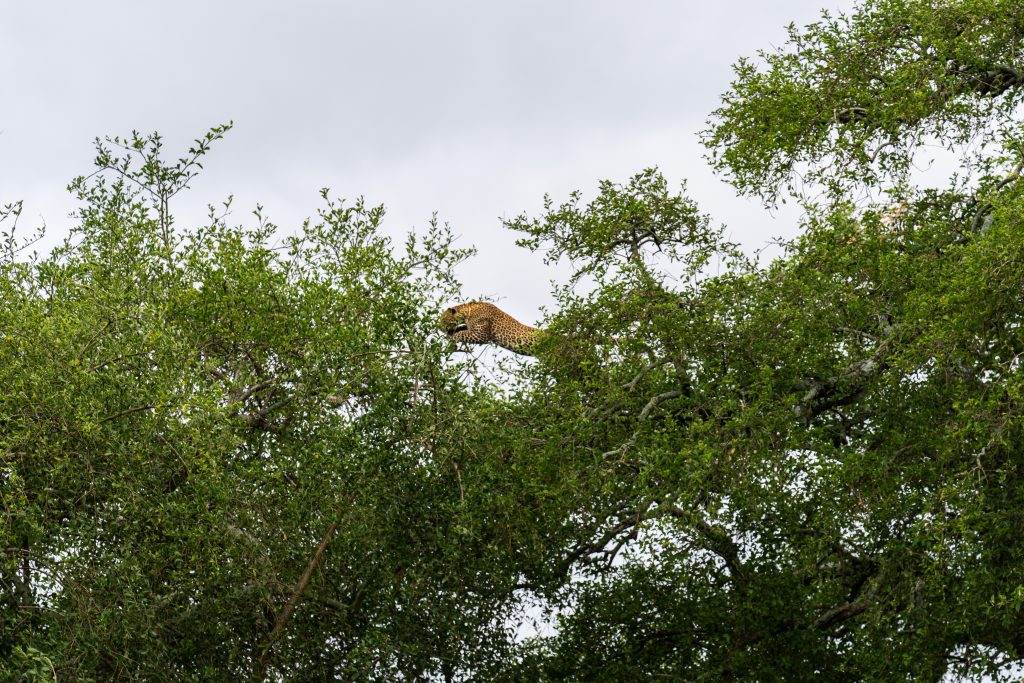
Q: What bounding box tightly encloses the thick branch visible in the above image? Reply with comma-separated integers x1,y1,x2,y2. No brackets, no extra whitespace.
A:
814,596,871,630
666,506,747,587
794,335,892,421
253,494,354,681
639,390,684,422
554,503,651,577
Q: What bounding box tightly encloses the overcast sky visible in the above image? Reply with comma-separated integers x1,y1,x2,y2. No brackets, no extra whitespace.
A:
2,0,855,320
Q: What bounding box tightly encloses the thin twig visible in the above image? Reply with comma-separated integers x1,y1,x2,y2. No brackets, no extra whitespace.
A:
98,404,156,425
76,319,113,361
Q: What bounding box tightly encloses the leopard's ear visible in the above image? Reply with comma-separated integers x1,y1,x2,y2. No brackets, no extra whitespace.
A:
446,307,458,314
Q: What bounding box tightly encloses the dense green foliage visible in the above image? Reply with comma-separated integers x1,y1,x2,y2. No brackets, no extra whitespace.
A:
4,0,1024,680
0,129,515,680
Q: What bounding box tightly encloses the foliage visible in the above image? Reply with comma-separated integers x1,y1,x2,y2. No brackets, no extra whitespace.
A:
704,0,1024,206
0,128,521,681
484,1,1024,679
501,183,1024,680
7,1,1024,680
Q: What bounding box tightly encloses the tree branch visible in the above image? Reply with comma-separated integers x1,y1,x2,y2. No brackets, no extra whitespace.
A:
254,500,352,681
98,404,156,425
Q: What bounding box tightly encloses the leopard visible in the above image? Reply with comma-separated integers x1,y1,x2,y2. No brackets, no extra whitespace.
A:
439,301,541,356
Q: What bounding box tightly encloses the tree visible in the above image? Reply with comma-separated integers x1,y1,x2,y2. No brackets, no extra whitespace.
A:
7,0,1024,679
478,0,1024,679
0,127,529,681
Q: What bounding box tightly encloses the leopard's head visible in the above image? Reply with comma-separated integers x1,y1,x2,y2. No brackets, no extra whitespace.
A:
438,304,470,338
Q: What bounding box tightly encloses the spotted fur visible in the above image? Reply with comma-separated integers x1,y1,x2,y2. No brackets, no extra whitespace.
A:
439,301,541,356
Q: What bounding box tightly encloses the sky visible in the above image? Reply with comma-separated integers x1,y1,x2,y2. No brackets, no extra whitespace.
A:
1,0,856,321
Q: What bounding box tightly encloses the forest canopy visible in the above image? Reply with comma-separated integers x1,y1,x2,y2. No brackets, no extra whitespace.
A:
4,0,1024,680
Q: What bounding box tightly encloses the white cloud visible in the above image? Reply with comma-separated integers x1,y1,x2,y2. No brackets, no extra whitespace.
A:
1,0,852,316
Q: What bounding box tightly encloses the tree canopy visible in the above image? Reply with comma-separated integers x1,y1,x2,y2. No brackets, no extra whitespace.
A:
5,0,1024,680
